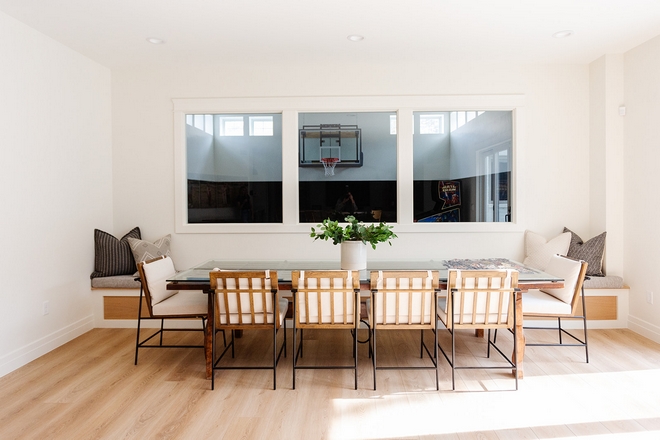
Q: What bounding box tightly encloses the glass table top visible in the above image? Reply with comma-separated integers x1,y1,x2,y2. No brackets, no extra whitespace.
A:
167,258,563,284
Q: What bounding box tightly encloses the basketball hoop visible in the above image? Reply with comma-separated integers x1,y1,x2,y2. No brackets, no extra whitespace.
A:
320,157,339,176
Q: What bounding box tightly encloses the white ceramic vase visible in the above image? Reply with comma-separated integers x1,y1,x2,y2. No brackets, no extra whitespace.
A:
341,241,367,270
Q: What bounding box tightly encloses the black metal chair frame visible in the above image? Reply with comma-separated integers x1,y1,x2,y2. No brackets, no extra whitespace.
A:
292,288,360,390
520,280,589,363
211,286,287,391
437,289,519,391
134,276,207,365
369,289,439,391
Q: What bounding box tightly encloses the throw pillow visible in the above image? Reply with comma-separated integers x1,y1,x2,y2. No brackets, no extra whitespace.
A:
127,234,173,270
522,230,571,271
563,227,606,276
91,227,141,278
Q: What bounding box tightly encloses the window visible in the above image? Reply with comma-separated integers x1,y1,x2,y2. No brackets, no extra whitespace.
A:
419,114,444,134
185,113,282,223
299,112,397,223
219,116,244,136
450,111,485,132
249,116,274,136
413,111,512,222
174,95,521,232
187,114,213,135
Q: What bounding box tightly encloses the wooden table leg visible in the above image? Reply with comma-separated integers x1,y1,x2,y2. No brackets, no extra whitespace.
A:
205,290,214,380
513,291,525,379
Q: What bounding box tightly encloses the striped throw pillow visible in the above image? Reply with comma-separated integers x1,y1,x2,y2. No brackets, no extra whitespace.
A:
91,227,141,278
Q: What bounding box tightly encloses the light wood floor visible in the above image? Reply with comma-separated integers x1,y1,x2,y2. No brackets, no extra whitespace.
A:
2,325,660,439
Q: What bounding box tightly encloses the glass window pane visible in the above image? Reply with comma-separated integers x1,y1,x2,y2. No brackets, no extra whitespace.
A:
204,115,213,135
419,114,444,134
413,111,512,222
186,113,282,223
249,116,274,136
194,114,204,130
457,112,466,128
299,112,397,223
219,116,244,136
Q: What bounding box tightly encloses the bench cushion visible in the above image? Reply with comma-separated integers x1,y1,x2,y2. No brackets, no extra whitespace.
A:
91,275,142,289
582,275,624,289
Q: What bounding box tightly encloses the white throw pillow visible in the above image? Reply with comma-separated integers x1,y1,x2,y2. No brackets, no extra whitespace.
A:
523,230,571,271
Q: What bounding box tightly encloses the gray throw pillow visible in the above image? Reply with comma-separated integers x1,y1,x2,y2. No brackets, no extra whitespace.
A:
563,227,606,276
91,227,141,278
127,234,173,269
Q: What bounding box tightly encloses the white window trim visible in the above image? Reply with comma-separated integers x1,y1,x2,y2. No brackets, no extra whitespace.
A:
173,95,525,234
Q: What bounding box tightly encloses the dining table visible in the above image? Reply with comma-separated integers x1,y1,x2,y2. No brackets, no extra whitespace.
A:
167,258,564,381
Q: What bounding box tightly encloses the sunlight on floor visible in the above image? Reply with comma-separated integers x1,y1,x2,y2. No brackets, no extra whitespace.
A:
329,369,660,439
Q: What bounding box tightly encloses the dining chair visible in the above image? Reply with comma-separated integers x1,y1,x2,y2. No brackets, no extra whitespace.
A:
291,270,361,390
369,270,439,390
437,269,519,390
520,254,589,362
210,270,288,390
134,256,207,365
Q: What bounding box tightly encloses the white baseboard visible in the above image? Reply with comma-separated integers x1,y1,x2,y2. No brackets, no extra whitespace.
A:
0,315,94,378
628,315,660,344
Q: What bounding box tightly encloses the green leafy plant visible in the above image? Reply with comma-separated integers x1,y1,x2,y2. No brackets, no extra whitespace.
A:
310,215,397,250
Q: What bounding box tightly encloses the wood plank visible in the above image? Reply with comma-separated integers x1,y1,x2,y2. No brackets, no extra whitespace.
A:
579,295,618,320
1,328,660,439
103,296,148,319
524,295,618,321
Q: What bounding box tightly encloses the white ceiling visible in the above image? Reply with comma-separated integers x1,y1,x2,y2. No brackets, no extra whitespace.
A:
1,0,660,69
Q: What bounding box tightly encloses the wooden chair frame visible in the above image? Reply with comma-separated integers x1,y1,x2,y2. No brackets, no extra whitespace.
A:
134,256,206,365
210,270,287,390
521,257,590,362
438,269,519,390
291,270,360,390
369,270,440,390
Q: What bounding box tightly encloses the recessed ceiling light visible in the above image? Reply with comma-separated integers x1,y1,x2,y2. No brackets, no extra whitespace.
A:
146,37,165,44
552,30,573,39
347,35,364,42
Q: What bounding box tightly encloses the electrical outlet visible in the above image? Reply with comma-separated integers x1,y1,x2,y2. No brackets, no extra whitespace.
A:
646,291,654,305
43,301,49,315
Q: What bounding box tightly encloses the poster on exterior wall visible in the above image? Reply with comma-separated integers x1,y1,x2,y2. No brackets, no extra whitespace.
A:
417,208,460,222
437,180,461,210
417,180,462,222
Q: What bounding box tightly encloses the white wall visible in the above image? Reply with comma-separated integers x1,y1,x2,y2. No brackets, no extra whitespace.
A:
111,62,590,269
0,11,112,376
589,55,625,278
623,34,660,341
